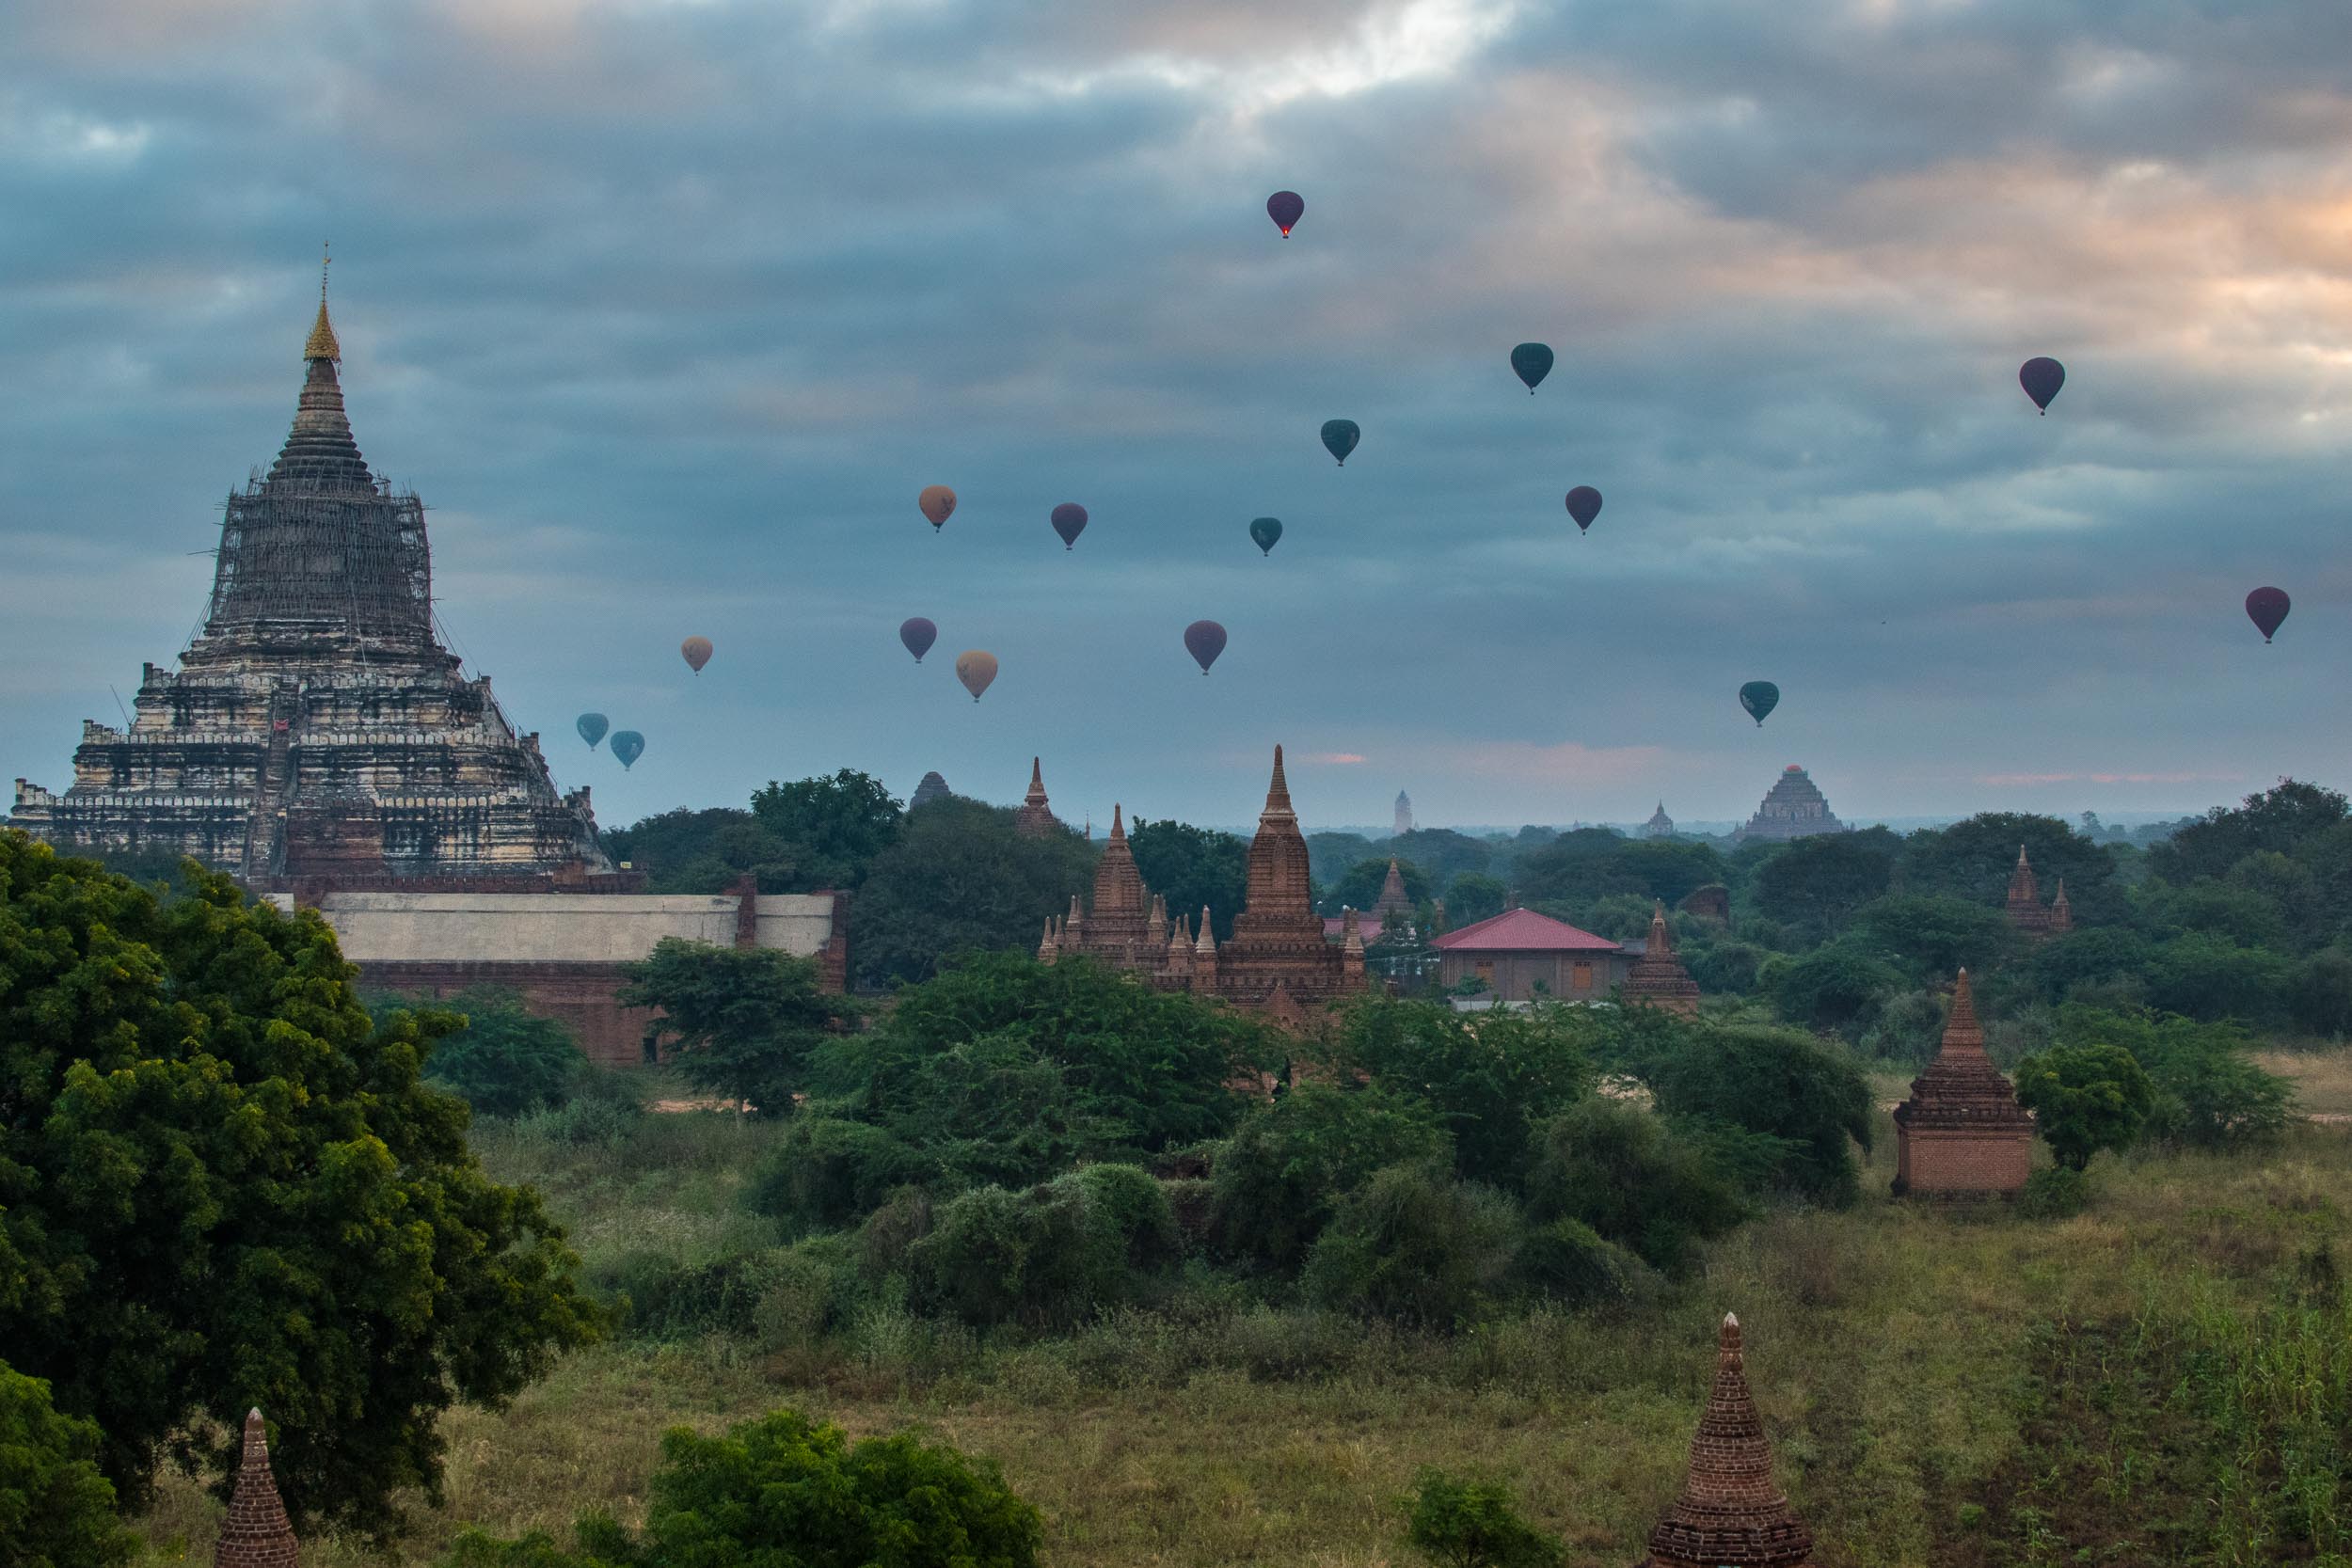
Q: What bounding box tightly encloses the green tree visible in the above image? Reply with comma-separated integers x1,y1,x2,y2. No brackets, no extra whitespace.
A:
1303,1166,1521,1327
1526,1099,1748,1275
1128,817,1249,941
1331,998,1599,1189
1518,831,1724,910
1852,894,2017,982
1404,1471,1564,1568
1306,832,1376,886
378,987,581,1118
2142,932,2292,1026
749,768,906,891
440,1408,1041,1568
905,1165,1178,1329
2151,778,2349,885
1387,829,1497,887
1440,872,1508,927
819,952,1271,1156
2291,948,2352,1037
2051,1006,2293,1150
848,797,1097,986
619,940,844,1114
0,1363,134,1568
602,805,791,893
1767,940,1904,1034
2012,1041,2153,1170
1751,828,1899,937
1207,1085,1452,1271
0,834,596,1539
1618,1018,1875,1206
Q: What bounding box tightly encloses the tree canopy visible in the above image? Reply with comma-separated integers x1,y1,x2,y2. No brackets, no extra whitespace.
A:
0,834,596,1539
748,768,906,891
1128,817,1248,941
619,940,845,1113
848,797,1097,987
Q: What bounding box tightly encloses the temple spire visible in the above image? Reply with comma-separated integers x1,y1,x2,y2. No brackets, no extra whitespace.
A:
1264,745,1295,817
304,243,340,362
214,1408,297,1568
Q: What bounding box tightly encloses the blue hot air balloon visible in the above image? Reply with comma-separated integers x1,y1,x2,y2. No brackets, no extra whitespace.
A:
576,713,609,750
1510,342,1554,393
1249,516,1282,556
1321,420,1359,467
611,730,645,769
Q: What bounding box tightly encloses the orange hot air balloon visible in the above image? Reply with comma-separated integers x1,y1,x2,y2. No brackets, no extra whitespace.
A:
954,649,998,702
680,636,713,674
919,484,957,531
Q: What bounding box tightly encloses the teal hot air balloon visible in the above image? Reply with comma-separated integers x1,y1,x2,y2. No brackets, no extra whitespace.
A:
576,713,609,750
611,730,645,769
1249,516,1283,556
1738,682,1780,727
1510,342,1554,393
1320,419,1359,467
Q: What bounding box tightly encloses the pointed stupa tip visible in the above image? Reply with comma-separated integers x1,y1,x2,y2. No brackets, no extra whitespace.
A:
1196,907,1216,951
1110,803,1125,840
1266,744,1293,810
304,246,340,362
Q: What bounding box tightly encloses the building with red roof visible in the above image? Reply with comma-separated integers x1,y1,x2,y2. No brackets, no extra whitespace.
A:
1430,906,1634,1004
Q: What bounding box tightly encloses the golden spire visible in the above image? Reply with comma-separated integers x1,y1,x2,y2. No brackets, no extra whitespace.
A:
304,241,341,362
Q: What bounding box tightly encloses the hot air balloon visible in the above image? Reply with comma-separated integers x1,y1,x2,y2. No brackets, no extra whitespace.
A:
1266,190,1304,237
1738,681,1780,727
1321,420,1359,467
919,484,957,531
576,713,608,750
1050,502,1088,550
1249,516,1283,556
1184,620,1228,674
611,731,644,769
899,617,937,664
955,650,998,702
1565,486,1602,533
1511,342,1554,393
2247,587,2291,643
680,636,713,674
2020,356,2065,414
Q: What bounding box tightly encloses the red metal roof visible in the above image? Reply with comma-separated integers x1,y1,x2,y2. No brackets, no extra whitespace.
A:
1430,908,1622,953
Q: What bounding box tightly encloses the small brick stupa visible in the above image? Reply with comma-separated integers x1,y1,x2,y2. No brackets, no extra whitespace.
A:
1013,756,1058,837
215,1409,298,1568
1891,969,2035,1198
1621,901,1701,1016
1636,1313,1816,1568
1370,858,1415,927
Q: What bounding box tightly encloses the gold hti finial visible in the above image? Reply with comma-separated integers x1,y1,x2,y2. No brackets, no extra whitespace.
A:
304,241,341,362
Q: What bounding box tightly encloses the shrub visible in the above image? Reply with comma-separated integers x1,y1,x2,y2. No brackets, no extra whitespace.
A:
1207,1085,1451,1272
598,1247,787,1339
438,1407,1041,1568
0,1362,134,1568
2012,1042,2153,1171
2051,1006,2293,1151
2019,1165,2092,1220
1769,941,1904,1034
2290,948,2352,1037
1621,1020,1875,1207
1510,1217,1641,1307
1302,1166,1522,1327
1525,1099,1748,1275
747,1116,936,1232
1404,1469,1564,1568
2142,933,2292,1028
906,1166,1177,1329
753,1238,859,1350
380,987,583,1117
1685,939,1764,995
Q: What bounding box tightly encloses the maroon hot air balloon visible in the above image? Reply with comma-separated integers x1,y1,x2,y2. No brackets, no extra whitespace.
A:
1050,502,1088,550
2246,587,2290,643
1184,620,1228,674
1266,190,1304,238
1565,486,1602,533
899,617,937,664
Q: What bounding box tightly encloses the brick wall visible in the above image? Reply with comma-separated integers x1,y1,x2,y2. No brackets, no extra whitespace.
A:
1897,1126,2032,1196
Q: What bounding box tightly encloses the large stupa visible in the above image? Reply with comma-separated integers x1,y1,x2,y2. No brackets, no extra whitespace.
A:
1732,766,1851,844
10,268,608,889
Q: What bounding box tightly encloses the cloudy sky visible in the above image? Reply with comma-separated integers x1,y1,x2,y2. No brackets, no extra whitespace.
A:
5,0,2350,833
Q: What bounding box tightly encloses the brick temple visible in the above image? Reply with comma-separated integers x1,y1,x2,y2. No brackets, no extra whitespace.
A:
10,275,608,891
214,1410,296,1568
1892,969,2036,1198
1039,746,1367,1022
1637,1313,1817,1568
1733,766,1850,843
1620,900,1702,1015
2004,846,2074,938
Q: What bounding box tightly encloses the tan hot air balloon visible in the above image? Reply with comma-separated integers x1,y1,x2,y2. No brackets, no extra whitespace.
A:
680,636,713,674
919,485,957,532
954,649,998,702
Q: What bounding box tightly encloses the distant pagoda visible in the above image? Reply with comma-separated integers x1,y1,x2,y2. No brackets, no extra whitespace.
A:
1645,801,1675,838
1393,789,1414,836
910,770,952,809
1012,756,1058,837
1369,857,1415,927
1636,1314,1816,1568
10,268,606,888
1892,969,2035,1198
1733,766,1850,844
2004,846,2073,938
1621,900,1701,1016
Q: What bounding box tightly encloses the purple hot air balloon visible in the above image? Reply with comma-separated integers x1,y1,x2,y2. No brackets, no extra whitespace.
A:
1051,502,1089,550
2020,356,2065,414
1565,486,1602,533
1266,190,1304,237
2246,587,2290,643
1184,620,1228,674
899,617,937,664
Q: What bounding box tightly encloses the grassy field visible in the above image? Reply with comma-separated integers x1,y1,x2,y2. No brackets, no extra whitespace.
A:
134,1065,2352,1568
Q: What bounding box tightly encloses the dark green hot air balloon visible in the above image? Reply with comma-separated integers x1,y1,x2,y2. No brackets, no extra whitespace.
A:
576,713,608,749
1738,682,1779,727
1320,419,1359,467
1510,342,1554,393
1249,516,1283,556
611,730,645,769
